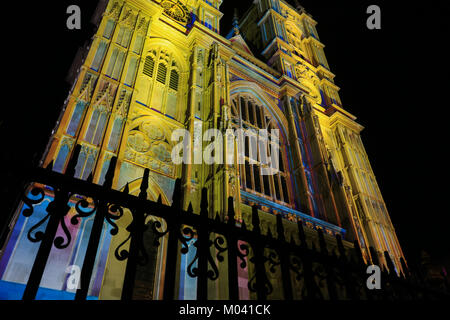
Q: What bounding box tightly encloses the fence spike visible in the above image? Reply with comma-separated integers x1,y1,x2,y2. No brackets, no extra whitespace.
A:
66,144,82,177
336,234,346,260
317,228,327,254
46,160,54,171
214,212,221,222
241,219,247,231
200,187,208,217
123,183,130,194
297,220,306,247
103,157,117,189
251,205,260,234
187,202,193,214
157,194,162,204
266,226,273,239
172,178,182,209
353,240,365,266
276,214,285,242
227,197,235,224
369,246,379,266
139,168,149,200
384,251,396,275
290,234,297,246
87,172,94,183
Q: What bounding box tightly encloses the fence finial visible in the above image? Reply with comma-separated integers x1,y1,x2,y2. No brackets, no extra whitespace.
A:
66,144,81,177
123,183,129,194
46,160,54,171
384,251,396,275
200,187,208,217
157,194,162,204
290,234,297,246
276,214,285,242
369,246,380,266
187,202,193,214
251,205,260,234
336,234,346,260
297,220,306,248
139,168,149,200
103,157,117,189
266,226,273,239
172,178,182,209
317,228,328,254
241,219,247,231
227,197,235,225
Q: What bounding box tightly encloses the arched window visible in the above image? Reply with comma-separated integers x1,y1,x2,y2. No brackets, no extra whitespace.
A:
141,49,181,119
73,145,97,180
116,26,132,48
66,101,87,136
231,94,291,204
156,63,167,84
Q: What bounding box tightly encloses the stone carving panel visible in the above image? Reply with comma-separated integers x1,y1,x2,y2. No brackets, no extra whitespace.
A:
125,116,177,176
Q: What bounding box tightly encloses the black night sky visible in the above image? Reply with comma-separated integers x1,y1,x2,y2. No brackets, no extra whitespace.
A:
1,0,449,272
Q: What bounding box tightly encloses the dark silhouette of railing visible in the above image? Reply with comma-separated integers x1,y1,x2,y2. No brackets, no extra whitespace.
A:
11,145,450,300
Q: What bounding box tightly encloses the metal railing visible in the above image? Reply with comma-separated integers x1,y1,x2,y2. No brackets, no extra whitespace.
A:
8,144,450,300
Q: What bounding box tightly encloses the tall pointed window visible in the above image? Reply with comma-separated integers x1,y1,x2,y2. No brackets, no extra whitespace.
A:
91,40,108,71
106,48,126,80
141,49,181,120
231,94,291,204
85,107,108,146
66,101,87,136
103,19,116,39
116,26,132,48
143,55,155,77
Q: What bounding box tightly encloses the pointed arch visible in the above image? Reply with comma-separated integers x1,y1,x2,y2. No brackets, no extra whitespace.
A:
230,80,289,144
230,81,292,205
141,37,189,74
124,175,171,206
134,38,189,121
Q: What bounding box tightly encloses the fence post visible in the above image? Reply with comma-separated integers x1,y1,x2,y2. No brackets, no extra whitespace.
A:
276,214,293,300
249,205,270,300
75,157,117,300
226,197,239,300
317,228,337,300
196,188,209,301
121,168,149,300
336,234,357,299
22,144,81,300
296,220,318,300
163,178,182,300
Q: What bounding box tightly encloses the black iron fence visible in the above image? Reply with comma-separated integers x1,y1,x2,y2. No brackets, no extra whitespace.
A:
4,145,450,300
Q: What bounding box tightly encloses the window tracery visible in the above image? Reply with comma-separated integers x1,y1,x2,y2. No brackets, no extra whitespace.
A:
231,94,291,204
